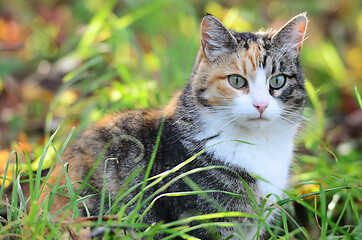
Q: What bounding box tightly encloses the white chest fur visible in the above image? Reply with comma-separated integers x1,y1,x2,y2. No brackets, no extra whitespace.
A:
197,120,298,201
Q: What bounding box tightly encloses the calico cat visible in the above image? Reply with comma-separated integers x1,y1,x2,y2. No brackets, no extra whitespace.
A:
39,13,308,239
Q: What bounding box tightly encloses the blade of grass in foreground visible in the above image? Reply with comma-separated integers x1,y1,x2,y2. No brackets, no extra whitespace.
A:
23,148,35,205
322,146,361,226
16,173,26,214
319,183,327,239
142,189,246,219
127,166,230,221
355,86,362,109
51,194,96,219
50,144,80,218
98,158,118,223
122,140,253,223
282,182,351,236
131,116,164,223
0,151,16,201
34,127,60,199
38,127,75,203
9,165,19,223
163,212,262,229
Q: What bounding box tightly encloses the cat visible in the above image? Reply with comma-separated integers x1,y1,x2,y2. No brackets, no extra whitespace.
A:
38,13,308,239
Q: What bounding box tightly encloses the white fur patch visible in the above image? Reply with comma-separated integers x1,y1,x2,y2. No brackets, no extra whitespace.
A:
197,67,299,202
199,122,297,199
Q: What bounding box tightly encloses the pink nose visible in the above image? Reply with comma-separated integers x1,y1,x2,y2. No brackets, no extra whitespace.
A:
253,102,269,115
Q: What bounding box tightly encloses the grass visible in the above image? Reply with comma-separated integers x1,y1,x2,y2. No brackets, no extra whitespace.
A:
0,0,361,239
0,128,360,239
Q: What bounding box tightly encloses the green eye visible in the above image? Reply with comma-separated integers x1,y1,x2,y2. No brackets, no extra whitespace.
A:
228,75,247,89
270,75,286,89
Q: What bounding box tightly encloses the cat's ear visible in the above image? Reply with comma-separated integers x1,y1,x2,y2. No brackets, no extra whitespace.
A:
272,13,308,54
201,14,237,61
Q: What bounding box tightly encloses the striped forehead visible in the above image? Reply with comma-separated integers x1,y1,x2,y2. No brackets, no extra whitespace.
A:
231,41,266,78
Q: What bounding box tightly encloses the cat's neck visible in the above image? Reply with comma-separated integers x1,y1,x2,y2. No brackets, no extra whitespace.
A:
195,113,300,199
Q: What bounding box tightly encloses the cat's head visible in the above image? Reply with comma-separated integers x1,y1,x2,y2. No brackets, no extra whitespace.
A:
191,14,308,130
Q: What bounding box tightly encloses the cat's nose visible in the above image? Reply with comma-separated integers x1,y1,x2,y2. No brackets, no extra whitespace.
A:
253,102,269,115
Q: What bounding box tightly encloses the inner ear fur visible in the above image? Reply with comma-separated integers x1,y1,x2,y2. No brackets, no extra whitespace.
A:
272,13,308,53
200,14,237,61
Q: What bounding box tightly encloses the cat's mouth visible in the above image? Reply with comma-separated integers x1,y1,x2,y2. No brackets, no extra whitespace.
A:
249,117,268,121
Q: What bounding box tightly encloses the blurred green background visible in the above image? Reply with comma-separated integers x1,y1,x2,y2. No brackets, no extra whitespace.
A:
0,0,361,237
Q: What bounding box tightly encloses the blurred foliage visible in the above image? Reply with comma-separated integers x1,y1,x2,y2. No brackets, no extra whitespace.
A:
0,0,361,238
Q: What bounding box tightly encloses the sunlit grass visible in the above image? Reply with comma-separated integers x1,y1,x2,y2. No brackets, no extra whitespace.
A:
0,131,360,238
355,86,362,109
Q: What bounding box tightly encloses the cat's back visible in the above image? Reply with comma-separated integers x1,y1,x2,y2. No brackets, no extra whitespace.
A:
38,108,165,215
67,108,166,177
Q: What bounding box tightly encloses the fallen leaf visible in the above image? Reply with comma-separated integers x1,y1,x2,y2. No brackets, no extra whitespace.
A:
0,151,13,187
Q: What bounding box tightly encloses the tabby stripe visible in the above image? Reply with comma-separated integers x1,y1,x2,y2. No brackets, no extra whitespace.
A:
242,61,247,75
260,54,267,68
271,60,276,75
248,54,256,71
197,95,213,108
278,61,285,72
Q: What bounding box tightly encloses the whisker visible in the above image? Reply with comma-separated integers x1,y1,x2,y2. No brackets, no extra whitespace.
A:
279,112,326,142
289,37,309,51
215,117,239,133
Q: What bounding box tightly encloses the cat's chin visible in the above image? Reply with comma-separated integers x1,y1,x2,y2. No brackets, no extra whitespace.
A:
247,117,268,121
233,117,273,131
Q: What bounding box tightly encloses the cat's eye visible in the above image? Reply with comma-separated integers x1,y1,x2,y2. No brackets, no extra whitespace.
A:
270,75,286,90
228,75,247,89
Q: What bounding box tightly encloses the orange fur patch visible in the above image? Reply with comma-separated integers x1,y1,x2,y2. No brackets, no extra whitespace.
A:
296,23,306,51
216,84,237,100
165,91,182,117
94,114,116,128
207,74,226,88
239,43,261,76
143,109,162,122
242,61,247,75
206,79,243,106
248,54,256,71
231,62,240,71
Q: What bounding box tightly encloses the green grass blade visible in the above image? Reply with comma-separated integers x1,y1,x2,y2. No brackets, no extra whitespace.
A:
74,134,122,196
120,140,252,222
23,148,34,204
332,193,350,235
132,116,164,222
277,186,352,206
162,212,262,229
16,173,26,214
45,165,66,212
304,79,324,148
9,167,18,222
38,127,75,202
347,190,360,225
107,166,143,215
282,182,351,236
141,189,246,218
50,144,79,218
51,194,96,218
319,183,328,238
162,222,245,240
113,0,167,30
355,86,362,109
0,151,16,201
183,176,226,212
280,205,289,239
98,158,118,222
77,0,117,54
34,127,60,199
